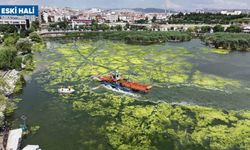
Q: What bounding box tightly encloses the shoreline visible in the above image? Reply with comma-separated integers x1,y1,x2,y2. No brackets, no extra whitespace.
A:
0,31,43,149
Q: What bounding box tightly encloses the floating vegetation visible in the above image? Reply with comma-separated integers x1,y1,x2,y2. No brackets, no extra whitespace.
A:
201,47,230,55
72,94,250,150
192,71,242,92
36,40,250,96
29,125,40,135
13,75,25,94
211,48,230,54
31,42,46,52
32,39,250,149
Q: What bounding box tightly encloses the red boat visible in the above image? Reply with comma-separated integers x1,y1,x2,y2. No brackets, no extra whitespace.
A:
96,71,152,93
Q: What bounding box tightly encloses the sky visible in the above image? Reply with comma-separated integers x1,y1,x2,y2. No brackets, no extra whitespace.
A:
0,0,249,10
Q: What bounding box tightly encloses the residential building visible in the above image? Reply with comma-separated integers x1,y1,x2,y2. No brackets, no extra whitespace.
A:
221,10,242,15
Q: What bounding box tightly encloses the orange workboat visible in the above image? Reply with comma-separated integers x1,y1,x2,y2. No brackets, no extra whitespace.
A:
96,71,152,93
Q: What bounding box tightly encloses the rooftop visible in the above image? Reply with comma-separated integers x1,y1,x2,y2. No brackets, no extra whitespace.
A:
6,128,22,150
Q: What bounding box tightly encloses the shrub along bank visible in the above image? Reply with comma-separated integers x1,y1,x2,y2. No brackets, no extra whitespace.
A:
0,31,44,128
63,31,192,44
203,32,250,51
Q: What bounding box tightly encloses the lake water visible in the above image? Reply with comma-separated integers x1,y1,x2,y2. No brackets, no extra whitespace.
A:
12,39,250,149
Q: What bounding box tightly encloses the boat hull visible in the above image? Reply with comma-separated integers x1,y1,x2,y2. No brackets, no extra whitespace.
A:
98,75,152,93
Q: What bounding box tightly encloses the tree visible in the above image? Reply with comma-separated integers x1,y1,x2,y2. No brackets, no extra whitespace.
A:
49,21,68,30
115,25,123,31
16,38,32,54
91,20,98,31
124,23,130,31
31,20,40,31
58,21,68,29
0,24,18,34
28,26,36,33
152,16,157,23
213,25,224,32
20,28,30,38
226,25,242,33
91,25,97,31
118,17,121,22
201,26,212,33
135,19,148,24
99,24,110,31
168,12,248,24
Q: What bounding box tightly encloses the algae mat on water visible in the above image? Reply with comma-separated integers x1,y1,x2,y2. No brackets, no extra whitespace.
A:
73,95,250,150
40,40,250,94
34,40,250,149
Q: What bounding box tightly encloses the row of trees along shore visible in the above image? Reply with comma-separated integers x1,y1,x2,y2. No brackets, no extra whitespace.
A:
64,31,192,44
169,12,249,24
47,19,250,49
0,24,43,70
0,22,43,126
49,23,250,50
49,21,153,32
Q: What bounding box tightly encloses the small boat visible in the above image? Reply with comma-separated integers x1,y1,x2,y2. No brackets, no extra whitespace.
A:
58,87,75,94
93,71,152,93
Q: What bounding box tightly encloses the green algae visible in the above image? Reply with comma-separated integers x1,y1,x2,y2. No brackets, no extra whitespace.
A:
72,95,250,149
32,42,46,52
211,48,230,54
201,47,230,55
33,40,250,149
39,41,198,94
29,125,40,134
34,40,250,97
192,71,242,92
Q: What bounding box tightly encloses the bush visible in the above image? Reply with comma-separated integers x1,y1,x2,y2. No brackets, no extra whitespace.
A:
65,31,192,45
0,47,20,70
226,25,242,33
213,25,224,32
0,95,6,126
3,34,19,46
203,32,250,51
29,32,43,43
16,38,32,54
12,56,23,70
31,20,40,31
20,29,30,38
4,101,17,117
201,26,212,33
